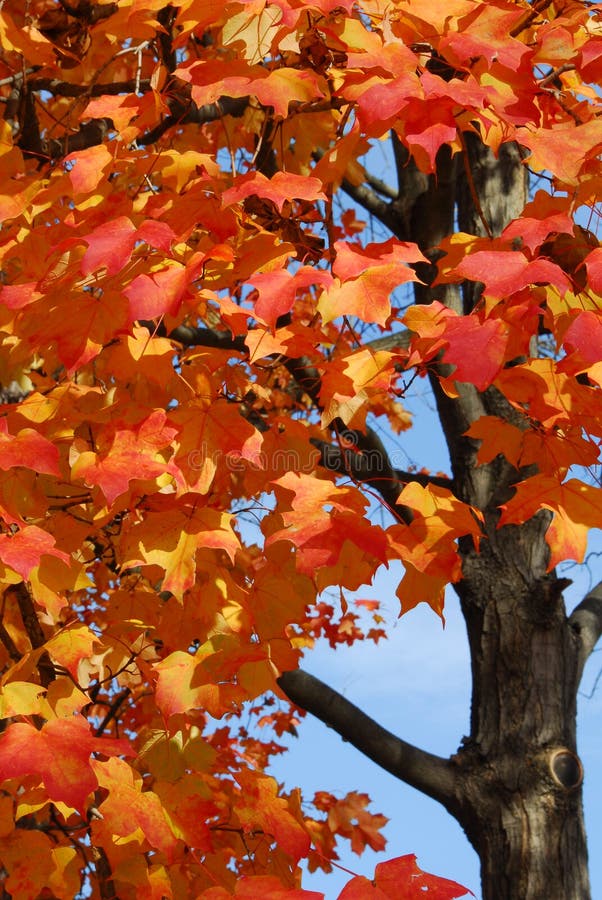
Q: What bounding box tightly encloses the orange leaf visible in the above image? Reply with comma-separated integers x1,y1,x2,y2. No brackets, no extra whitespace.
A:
319,239,426,325
92,756,178,862
0,717,131,813
120,497,240,597
176,59,325,118
518,121,602,186
71,409,180,505
79,217,174,276
64,145,113,195
235,769,310,861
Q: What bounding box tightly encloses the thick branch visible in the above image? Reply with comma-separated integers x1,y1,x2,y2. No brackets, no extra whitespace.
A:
277,669,457,808
8,584,55,687
141,321,246,352
339,176,392,225
568,581,602,685
363,329,412,353
29,77,152,97
314,440,452,491
313,431,410,523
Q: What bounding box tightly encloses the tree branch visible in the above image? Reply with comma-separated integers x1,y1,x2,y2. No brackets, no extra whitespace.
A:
363,170,398,200
568,581,602,685
339,176,393,229
277,669,457,808
10,583,55,687
29,77,152,97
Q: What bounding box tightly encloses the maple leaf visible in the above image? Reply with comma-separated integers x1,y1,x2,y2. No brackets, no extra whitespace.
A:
499,476,602,568
248,266,332,331
266,472,388,576
0,830,57,900
320,348,398,428
404,302,508,391
44,624,105,683
124,257,206,321
0,420,60,476
501,191,575,254
585,247,602,293
119,496,241,597
235,769,311,861
519,121,602,187
319,239,427,325
79,216,175,276
0,526,70,580
175,59,326,119
338,854,471,898
388,483,482,617
0,717,131,813
201,877,323,899
153,645,251,720
64,145,113,195
560,311,602,375
92,756,178,862
71,409,180,505
325,791,387,855
443,250,572,299
222,172,327,214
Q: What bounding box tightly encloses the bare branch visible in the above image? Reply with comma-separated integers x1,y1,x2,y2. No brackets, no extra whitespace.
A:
29,77,152,97
10,583,55,687
362,170,398,200
277,669,457,808
339,176,393,227
568,581,602,685
312,432,411,523
141,320,246,353
138,97,249,146
363,329,412,353
42,118,113,159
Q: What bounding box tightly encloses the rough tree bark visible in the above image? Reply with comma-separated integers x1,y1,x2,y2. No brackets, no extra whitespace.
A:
279,132,602,899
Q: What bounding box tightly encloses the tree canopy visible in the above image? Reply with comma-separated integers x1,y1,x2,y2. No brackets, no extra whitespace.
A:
0,0,601,897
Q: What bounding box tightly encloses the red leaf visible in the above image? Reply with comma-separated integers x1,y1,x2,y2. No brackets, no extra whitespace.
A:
0,525,70,579
0,421,60,476
448,251,572,298
0,717,131,813
222,171,326,214
585,247,602,294
338,854,471,899
404,302,507,390
71,409,180,505
250,266,332,330
560,311,602,374
80,217,175,276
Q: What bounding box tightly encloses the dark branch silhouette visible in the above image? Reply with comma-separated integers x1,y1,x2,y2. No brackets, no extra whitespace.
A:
277,669,458,809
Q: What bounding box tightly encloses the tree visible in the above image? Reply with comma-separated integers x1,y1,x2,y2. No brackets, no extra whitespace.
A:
0,0,600,896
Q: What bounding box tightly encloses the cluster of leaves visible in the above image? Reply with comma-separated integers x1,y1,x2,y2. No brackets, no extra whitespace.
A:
0,0,600,895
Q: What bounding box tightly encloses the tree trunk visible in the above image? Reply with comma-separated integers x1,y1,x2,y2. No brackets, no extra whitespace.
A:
436,138,591,898
451,517,590,899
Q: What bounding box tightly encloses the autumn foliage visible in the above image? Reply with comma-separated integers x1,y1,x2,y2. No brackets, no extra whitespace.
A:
0,0,600,896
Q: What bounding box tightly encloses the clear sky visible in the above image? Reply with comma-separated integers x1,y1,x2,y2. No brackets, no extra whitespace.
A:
268,382,602,899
